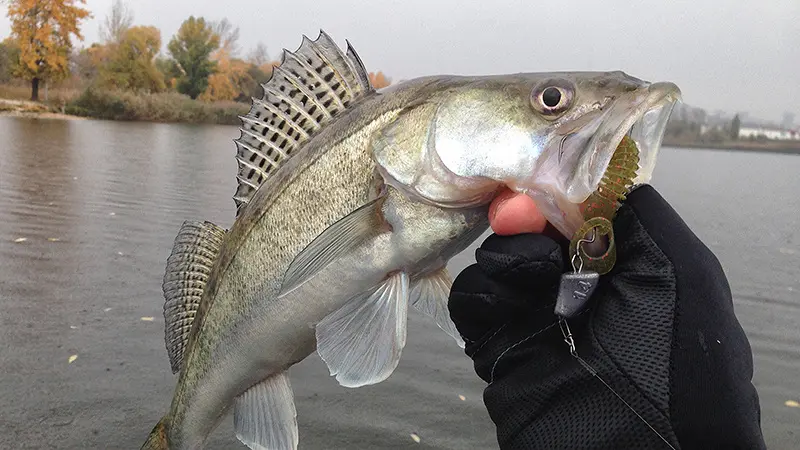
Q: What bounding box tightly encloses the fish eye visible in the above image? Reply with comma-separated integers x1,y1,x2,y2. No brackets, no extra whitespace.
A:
531,79,575,118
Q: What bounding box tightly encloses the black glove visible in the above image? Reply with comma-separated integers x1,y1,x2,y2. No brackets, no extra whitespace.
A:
449,185,766,450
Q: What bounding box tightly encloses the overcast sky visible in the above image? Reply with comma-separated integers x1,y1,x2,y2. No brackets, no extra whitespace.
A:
2,0,798,122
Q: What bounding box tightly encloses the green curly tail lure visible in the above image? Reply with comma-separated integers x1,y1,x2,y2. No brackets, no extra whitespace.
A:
569,135,640,274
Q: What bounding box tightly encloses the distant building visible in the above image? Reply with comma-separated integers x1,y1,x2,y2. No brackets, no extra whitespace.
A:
738,123,800,141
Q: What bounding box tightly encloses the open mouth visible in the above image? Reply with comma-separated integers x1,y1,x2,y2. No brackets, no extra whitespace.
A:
612,82,682,187
565,82,682,205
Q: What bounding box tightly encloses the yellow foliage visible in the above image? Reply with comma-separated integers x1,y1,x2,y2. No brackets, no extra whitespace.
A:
87,44,111,67
202,71,238,102
259,62,278,76
369,71,391,89
164,77,177,90
98,25,165,92
8,0,91,84
200,48,250,102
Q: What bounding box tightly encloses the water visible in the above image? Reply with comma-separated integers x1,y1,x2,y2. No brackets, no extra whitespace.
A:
0,116,797,449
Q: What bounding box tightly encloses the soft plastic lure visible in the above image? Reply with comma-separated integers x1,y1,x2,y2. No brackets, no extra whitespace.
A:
570,135,640,274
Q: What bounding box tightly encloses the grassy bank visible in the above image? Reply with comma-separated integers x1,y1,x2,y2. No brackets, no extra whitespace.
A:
65,89,249,125
0,83,80,111
0,98,84,120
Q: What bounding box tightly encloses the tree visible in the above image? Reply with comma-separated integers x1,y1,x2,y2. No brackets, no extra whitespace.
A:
200,18,250,102
210,18,240,58
201,56,251,102
233,62,273,102
730,114,741,140
369,71,391,89
247,42,269,66
69,45,100,82
167,16,219,99
0,38,20,83
99,0,133,44
7,0,91,100
155,56,181,90
98,26,165,93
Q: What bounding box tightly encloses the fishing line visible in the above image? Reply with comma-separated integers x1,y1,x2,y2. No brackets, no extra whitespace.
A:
559,319,677,450
560,216,677,450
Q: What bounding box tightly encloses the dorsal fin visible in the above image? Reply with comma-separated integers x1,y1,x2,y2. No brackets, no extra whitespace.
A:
162,221,226,373
232,30,375,215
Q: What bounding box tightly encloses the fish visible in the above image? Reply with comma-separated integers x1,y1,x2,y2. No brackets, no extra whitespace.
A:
142,30,681,450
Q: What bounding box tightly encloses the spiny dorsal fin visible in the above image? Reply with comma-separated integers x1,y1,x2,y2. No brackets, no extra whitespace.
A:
162,221,226,373
232,30,375,215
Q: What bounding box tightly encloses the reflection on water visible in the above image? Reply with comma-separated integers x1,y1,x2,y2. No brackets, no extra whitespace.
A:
0,116,798,448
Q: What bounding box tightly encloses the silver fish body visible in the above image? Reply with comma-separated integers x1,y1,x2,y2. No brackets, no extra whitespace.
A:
142,31,680,450
169,130,488,448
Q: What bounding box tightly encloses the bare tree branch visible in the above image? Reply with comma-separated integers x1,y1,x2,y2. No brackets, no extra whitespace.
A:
247,42,270,66
210,18,240,58
100,0,134,44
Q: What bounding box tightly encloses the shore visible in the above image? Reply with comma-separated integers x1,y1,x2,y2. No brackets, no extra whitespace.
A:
663,137,800,154
0,99,84,120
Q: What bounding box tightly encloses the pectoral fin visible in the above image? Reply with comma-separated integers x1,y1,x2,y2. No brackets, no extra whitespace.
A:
316,272,410,388
410,268,465,348
278,197,386,297
234,372,298,450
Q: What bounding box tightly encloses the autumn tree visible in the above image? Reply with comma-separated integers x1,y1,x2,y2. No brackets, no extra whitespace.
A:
155,56,181,90
231,63,273,102
201,57,250,101
99,0,133,44
69,45,101,81
7,0,91,100
369,71,391,89
98,26,165,93
200,18,249,102
167,16,219,99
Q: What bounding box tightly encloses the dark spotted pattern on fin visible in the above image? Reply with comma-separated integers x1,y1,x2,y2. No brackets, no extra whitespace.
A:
232,30,375,215
162,221,227,373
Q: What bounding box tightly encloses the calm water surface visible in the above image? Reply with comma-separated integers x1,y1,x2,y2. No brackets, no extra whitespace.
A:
1,116,798,449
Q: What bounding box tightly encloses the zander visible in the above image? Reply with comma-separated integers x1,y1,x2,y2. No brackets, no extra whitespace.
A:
142,30,680,450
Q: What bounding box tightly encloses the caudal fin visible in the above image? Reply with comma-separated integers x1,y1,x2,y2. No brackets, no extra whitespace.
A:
141,417,168,450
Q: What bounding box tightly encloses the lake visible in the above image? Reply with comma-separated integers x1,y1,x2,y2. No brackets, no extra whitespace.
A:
1,116,798,449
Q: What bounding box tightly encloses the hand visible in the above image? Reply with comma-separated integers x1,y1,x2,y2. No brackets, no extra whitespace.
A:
449,185,766,450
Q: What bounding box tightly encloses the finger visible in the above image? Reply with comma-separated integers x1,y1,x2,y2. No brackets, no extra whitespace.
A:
489,189,547,236
477,233,565,288
449,265,526,342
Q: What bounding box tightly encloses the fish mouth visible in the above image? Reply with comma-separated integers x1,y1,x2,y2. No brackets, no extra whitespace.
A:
564,82,682,204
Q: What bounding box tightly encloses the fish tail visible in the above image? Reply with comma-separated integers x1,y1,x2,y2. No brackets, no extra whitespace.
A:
141,416,169,450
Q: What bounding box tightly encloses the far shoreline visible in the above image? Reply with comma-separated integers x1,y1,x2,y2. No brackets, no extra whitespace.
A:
0,110,86,120
663,138,800,155
0,98,85,121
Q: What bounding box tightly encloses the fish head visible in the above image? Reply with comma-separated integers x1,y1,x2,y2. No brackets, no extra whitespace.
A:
374,71,681,238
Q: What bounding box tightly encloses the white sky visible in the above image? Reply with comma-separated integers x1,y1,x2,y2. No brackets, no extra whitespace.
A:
2,0,798,122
